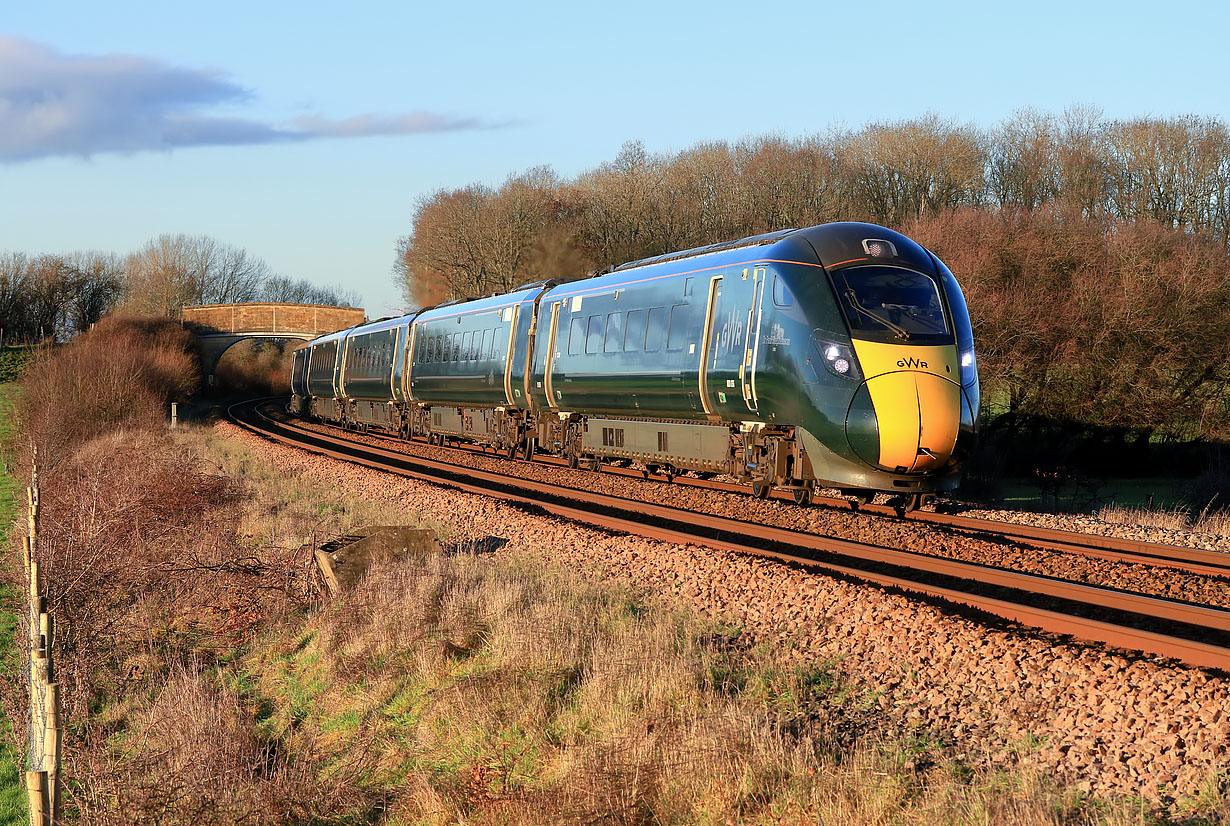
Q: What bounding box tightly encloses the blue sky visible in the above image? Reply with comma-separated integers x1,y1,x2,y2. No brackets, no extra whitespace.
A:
2,0,1227,316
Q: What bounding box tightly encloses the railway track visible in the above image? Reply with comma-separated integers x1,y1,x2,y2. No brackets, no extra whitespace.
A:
299,408,1230,582
228,398,1230,671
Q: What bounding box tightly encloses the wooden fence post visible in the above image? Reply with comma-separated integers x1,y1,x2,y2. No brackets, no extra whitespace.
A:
43,684,61,825
24,451,59,826
24,771,46,826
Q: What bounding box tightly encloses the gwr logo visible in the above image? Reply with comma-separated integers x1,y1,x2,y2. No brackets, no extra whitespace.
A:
897,357,929,369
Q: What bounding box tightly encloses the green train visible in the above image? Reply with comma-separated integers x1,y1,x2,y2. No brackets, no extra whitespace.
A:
291,222,979,508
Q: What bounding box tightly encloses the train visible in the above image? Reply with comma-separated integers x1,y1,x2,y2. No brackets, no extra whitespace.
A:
290,222,979,509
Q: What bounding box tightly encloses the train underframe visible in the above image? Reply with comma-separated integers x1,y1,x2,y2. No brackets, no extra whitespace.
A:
299,395,931,510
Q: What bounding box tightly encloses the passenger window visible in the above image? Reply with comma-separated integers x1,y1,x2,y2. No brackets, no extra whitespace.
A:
605,312,623,352
462,331,472,361
479,329,489,360
773,274,793,307
569,317,586,355
645,307,666,351
586,315,605,354
624,310,646,351
666,304,688,351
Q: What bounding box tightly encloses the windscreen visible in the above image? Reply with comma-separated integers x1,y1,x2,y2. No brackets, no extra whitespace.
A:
833,266,950,342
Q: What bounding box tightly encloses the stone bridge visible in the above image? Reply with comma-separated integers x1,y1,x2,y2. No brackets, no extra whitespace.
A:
183,302,367,382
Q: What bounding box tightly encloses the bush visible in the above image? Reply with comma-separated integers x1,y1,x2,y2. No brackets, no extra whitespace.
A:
0,347,34,383
16,315,199,461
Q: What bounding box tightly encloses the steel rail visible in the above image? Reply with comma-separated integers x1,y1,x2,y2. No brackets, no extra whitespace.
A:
231,399,1230,671
307,413,1230,579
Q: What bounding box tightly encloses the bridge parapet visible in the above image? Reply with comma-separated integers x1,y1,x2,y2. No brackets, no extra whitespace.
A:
182,302,366,336
182,302,368,383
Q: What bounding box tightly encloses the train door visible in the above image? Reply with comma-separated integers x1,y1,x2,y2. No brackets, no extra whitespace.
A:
701,266,765,416
542,300,562,410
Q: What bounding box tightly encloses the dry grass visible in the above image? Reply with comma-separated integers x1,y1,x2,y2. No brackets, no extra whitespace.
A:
1098,504,1230,536
239,538,1220,826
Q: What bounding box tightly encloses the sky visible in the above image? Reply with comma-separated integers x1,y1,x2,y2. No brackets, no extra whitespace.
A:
2,0,1228,317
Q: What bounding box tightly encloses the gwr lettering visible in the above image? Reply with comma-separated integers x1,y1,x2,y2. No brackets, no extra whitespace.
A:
897,357,928,369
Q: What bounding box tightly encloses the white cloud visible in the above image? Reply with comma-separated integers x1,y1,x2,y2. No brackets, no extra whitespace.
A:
0,36,496,162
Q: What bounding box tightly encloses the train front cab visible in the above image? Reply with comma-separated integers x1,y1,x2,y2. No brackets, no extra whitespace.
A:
833,260,978,484
776,227,979,498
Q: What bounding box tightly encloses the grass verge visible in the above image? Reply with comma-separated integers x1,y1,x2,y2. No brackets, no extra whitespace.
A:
7,406,1227,823
189,426,1221,826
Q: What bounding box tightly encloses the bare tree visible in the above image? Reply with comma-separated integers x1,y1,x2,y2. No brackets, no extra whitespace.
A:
397,167,565,303
261,274,360,307
64,251,125,336
1106,115,1229,230
989,108,1060,211
837,114,987,225
735,135,846,232
124,234,270,315
1054,105,1110,218
0,252,32,344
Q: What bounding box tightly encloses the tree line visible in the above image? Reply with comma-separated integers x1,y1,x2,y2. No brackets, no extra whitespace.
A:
0,234,360,345
396,109,1230,445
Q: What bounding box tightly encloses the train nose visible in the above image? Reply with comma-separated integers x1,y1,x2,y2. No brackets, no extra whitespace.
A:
845,372,961,472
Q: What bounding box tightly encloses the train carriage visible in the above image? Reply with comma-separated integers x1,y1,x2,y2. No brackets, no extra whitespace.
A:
292,222,979,507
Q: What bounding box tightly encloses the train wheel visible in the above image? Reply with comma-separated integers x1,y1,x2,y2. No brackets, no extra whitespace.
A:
792,487,813,506
752,483,770,499
567,453,580,469
523,440,535,461
892,494,925,517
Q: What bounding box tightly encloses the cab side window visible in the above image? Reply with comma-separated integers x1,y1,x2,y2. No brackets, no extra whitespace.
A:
773,274,793,307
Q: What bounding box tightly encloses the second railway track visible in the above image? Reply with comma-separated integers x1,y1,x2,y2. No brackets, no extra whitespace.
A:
229,397,1230,672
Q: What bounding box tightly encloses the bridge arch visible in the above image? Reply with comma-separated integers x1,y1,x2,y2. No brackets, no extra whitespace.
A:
182,302,367,384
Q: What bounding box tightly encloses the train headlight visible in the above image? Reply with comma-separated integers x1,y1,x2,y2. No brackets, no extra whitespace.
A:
959,349,977,387
813,338,862,381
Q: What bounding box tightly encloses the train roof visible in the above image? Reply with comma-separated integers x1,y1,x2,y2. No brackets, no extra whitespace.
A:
604,222,936,279
792,222,937,275
611,228,799,273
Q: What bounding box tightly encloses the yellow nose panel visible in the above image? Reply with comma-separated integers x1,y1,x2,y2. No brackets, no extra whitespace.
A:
866,371,922,470
852,341,962,472
913,373,961,470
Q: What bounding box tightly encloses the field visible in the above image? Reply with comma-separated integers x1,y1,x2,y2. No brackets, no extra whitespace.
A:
0,383,26,825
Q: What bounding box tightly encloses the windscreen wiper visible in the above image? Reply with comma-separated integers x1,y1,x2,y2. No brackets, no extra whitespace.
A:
884,303,946,335
844,289,911,340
